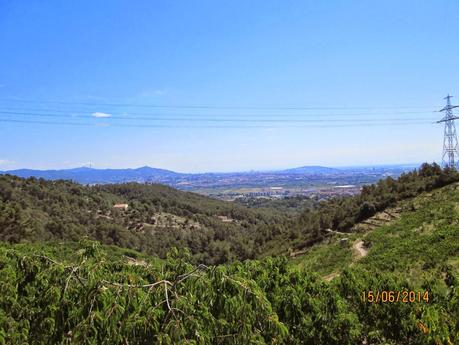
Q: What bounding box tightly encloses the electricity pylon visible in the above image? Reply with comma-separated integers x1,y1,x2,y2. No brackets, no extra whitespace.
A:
437,95,459,168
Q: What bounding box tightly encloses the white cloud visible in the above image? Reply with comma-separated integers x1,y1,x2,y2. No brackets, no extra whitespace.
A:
92,112,111,118
0,84,5,88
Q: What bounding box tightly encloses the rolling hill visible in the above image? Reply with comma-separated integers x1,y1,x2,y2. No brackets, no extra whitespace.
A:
0,163,458,264
0,173,287,264
293,180,459,280
1,177,458,344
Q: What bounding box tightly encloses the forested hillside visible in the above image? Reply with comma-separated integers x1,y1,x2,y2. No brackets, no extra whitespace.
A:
234,195,316,216
259,163,459,256
0,175,285,264
0,163,458,264
0,163,459,343
293,179,459,277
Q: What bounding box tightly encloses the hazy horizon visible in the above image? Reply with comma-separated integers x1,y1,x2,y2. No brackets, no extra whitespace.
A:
0,161,425,175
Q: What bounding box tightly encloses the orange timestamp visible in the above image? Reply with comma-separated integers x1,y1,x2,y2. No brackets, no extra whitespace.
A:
361,290,429,303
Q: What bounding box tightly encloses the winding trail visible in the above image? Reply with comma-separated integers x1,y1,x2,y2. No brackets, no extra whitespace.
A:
322,240,369,282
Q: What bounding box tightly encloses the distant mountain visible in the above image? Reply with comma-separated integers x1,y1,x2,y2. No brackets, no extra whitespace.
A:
278,165,341,174
0,166,181,184
0,164,416,187
1,165,345,184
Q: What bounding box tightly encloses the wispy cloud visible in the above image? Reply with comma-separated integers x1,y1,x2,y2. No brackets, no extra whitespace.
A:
0,84,5,88
0,159,13,166
92,112,111,118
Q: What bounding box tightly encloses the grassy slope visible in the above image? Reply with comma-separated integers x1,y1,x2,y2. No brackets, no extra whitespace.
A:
293,182,459,283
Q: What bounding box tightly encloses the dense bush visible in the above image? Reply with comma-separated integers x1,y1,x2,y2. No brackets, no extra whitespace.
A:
0,242,457,344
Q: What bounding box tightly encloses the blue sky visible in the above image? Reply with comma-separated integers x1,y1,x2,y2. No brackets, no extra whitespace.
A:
0,0,458,172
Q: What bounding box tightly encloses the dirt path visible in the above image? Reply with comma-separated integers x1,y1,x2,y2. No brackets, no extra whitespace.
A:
353,240,368,258
322,240,369,282
124,256,149,267
325,228,347,235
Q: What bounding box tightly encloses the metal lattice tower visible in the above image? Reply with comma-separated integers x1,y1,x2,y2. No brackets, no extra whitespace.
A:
437,95,459,168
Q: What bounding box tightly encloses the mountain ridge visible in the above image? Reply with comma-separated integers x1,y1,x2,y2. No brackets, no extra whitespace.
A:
0,166,180,184
0,163,416,185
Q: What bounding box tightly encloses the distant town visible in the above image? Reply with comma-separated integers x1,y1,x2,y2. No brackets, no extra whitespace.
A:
1,163,419,201
178,165,413,201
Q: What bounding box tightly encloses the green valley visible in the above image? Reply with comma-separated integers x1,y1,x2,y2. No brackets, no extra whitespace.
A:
0,164,458,344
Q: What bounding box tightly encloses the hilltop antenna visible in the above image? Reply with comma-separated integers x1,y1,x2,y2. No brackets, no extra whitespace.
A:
437,95,459,168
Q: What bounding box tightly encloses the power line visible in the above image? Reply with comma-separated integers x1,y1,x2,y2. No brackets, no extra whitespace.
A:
0,106,437,117
0,117,433,128
0,98,440,111
0,98,438,129
0,111,437,123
